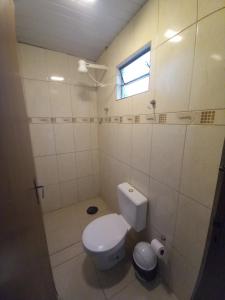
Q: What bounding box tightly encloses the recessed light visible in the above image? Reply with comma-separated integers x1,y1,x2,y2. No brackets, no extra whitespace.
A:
50,76,65,81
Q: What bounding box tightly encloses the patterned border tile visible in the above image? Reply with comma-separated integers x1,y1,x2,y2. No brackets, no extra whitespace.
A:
29,110,225,126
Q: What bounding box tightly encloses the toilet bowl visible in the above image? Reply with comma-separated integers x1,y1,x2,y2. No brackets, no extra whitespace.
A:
82,213,131,270
82,183,148,270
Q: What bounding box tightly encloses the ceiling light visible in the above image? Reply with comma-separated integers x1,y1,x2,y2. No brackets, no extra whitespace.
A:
50,76,65,81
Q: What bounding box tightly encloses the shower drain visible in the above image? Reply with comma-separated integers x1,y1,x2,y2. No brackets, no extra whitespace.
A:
86,206,98,215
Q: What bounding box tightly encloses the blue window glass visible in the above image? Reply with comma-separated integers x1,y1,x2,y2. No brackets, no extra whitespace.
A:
118,47,150,99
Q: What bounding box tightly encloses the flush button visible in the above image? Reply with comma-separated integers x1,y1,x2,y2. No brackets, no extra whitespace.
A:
129,188,134,192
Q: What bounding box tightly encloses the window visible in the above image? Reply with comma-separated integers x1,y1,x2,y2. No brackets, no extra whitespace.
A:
117,46,150,99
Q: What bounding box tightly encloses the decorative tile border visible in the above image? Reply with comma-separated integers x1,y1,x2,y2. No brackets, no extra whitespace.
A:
55,117,73,123
99,109,225,126
159,114,167,124
29,117,51,124
200,110,215,124
29,117,98,124
28,110,225,125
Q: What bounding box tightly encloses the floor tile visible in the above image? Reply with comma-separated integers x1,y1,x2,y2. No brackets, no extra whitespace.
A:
96,247,135,299
53,253,105,300
79,208,113,231
44,206,81,254
50,242,84,268
111,279,177,300
44,198,110,254
46,198,178,300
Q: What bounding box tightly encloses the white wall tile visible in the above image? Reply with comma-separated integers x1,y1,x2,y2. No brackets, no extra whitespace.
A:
167,249,198,300
110,159,131,192
190,9,225,110
60,180,78,207
158,0,197,44
74,123,91,151
35,156,59,185
76,151,93,178
150,125,186,189
103,123,116,156
131,124,152,174
149,178,179,243
92,150,100,175
49,82,72,117
133,0,158,50
155,25,196,112
114,124,132,165
57,153,77,182
71,86,92,117
131,168,149,197
54,124,75,154
23,79,51,117
90,123,99,150
18,44,48,80
40,184,61,213
46,50,70,82
198,0,225,19
181,125,225,207
78,175,99,202
174,194,211,269
112,97,132,116
131,91,152,115
68,56,80,84
30,124,55,157
18,43,99,214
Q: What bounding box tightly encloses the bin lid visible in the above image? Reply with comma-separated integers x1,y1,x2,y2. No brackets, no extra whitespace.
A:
133,242,157,271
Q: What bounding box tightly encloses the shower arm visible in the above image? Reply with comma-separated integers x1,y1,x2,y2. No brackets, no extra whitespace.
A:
86,62,108,71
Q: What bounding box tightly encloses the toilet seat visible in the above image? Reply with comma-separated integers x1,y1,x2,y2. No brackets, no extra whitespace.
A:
82,213,130,253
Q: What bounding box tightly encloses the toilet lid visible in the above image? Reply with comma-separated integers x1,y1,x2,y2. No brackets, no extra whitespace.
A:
82,214,129,252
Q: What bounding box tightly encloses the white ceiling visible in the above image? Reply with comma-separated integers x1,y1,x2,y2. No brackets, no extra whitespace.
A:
14,0,146,61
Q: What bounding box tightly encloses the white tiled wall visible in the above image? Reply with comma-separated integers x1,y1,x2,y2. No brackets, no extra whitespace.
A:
97,1,225,300
17,43,99,213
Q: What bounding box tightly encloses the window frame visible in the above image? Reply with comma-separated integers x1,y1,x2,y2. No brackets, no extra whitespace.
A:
117,45,151,100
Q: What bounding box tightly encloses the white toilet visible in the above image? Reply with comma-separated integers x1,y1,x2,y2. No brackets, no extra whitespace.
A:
82,182,148,270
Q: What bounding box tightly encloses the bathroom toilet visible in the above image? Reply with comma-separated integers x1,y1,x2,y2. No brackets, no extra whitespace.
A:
82,183,148,270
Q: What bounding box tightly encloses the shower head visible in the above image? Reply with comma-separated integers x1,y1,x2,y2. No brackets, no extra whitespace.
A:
78,59,108,73
78,60,88,73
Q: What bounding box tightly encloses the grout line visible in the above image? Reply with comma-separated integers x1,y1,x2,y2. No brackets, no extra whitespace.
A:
187,19,198,112
197,5,225,22
52,251,84,270
108,278,137,300
154,21,197,50
50,240,82,257
171,124,188,244
43,198,86,215
152,5,225,51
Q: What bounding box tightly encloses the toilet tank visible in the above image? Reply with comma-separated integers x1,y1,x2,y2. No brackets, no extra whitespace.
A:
117,183,148,232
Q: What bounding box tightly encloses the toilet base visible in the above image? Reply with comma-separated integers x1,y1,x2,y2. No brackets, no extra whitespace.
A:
89,242,126,271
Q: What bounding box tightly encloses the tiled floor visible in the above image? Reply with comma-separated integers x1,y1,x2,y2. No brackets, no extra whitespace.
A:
44,198,177,300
